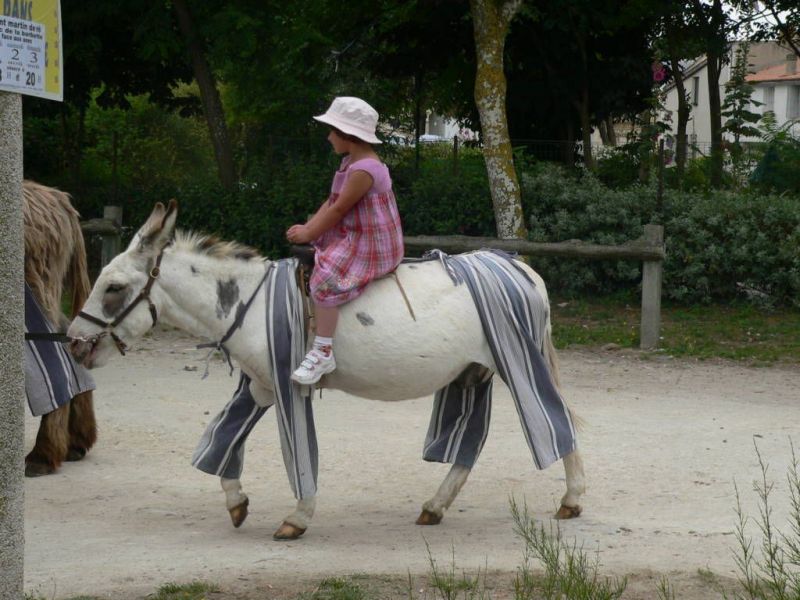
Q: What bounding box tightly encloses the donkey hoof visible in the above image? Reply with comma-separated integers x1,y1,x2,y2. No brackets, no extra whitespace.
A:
416,509,443,526
555,504,582,519
66,446,87,462
273,522,306,540
228,498,249,528
25,460,56,477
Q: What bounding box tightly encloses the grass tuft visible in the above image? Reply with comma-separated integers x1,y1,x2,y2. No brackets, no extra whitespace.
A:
725,440,800,599
422,540,490,600
149,581,219,600
298,577,370,600
510,497,627,599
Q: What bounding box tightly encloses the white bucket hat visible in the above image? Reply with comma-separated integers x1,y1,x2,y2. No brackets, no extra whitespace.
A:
313,96,382,144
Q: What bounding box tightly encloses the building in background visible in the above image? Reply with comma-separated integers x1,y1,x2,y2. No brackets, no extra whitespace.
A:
661,42,797,149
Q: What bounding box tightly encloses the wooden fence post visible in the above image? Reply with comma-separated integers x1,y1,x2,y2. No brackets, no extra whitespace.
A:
101,206,123,268
640,223,664,349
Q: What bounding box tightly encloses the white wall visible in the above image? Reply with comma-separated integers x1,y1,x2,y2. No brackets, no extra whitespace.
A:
662,61,731,147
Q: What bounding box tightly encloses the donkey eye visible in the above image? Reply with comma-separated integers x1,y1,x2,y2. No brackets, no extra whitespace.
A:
106,284,126,294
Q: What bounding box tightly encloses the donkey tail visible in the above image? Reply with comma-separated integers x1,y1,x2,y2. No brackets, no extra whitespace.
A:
544,327,585,431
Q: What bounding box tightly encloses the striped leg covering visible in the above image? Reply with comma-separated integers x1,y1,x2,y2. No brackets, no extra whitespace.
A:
24,283,95,417
191,259,318,499
440,250,577,469
423,374,493,468
191,373,268,480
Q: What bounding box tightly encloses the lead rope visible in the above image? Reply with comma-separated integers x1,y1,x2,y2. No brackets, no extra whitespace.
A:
390,271,416,321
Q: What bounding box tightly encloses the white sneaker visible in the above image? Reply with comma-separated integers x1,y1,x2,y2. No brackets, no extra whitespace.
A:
291,348,336,385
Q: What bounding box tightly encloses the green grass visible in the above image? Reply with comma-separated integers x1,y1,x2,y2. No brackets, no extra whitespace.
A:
149,581,219,600
297,577,370,600
552,295,800,364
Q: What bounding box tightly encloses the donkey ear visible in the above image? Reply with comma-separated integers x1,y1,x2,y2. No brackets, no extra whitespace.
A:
133,200,179,254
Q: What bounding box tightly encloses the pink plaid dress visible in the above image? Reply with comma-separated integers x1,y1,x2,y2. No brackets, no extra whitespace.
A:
311,157,404,307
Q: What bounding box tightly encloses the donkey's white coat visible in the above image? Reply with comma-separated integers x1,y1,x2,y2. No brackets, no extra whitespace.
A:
68,203,585,538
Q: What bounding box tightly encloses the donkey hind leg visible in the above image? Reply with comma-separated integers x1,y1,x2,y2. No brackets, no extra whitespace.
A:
273,496,317,541
66,390,97,461
555,449,585,519
25,403,70,477
417,463,471,525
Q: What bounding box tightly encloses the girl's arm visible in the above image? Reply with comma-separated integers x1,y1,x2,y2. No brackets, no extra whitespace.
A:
286,170,373,244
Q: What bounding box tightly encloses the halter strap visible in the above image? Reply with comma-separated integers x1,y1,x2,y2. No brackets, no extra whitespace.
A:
197,262,275,378
75,251,165,356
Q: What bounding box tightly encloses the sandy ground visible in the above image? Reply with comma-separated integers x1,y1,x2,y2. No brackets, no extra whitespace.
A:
23,326,800,599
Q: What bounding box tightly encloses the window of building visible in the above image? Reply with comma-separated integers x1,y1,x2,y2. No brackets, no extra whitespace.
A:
764,86,775,113
692,77,700,106
788,86,800,119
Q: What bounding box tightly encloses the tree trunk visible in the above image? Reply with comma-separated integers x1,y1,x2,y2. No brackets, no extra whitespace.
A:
605,115,617,146
691,0,726,188
564,120,575,165
0,91,25,600
172,0,237,191
667,52,689,184
598,120,608,145
414,72,422,172
470,0,526,239
576,85,594,169
706,53,724,187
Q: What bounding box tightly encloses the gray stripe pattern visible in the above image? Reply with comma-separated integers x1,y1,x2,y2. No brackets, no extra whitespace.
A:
24,284,95,417
192,259,318,498
423,374,493,468
441,250,576,469
191,373,268,479
192,251,575,500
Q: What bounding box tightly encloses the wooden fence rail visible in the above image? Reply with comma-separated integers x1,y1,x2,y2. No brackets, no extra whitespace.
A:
404,224,665,350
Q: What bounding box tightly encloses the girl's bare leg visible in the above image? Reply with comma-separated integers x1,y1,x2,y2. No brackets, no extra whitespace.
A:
314,304,339,337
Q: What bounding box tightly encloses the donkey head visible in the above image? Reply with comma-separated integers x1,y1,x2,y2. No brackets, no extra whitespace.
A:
68,200,178,368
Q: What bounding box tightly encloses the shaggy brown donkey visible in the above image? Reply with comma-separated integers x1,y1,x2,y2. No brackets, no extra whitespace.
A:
23,180,97,477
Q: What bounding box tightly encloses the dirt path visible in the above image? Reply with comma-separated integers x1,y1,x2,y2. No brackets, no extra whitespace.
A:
23,327,800,599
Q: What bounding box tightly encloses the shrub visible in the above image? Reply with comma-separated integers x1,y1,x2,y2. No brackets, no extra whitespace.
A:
594,146,640,189
521,163,800,305
750,138,800,196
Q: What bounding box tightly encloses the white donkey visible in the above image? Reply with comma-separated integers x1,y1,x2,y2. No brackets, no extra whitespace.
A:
68,201,585,540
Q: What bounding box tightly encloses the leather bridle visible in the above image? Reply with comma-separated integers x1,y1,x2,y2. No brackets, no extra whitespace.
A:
75,252,165,356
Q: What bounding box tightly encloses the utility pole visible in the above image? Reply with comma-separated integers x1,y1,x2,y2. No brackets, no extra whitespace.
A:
0,90,25,600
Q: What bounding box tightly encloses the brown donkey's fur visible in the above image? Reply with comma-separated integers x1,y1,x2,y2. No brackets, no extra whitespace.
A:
23,180,97,476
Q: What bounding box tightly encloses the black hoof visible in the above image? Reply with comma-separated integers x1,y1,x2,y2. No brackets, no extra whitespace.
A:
66,446,87,461
25,461,56,477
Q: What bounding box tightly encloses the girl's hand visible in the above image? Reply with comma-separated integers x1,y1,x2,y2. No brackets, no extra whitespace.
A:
286,224,313,244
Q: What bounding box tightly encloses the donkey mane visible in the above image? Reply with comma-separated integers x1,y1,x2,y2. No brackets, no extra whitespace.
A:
172,230,263,262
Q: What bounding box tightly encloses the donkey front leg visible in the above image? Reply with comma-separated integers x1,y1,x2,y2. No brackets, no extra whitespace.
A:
417,463,471,525
273,496,316,540
221,478,250,528
555,448,585,519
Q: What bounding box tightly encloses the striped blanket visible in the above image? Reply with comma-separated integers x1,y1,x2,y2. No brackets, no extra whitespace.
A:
24,283,95,417
192,259,318,498
192,251,576,499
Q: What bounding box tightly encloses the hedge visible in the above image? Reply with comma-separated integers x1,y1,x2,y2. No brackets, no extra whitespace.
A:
70,155,800,307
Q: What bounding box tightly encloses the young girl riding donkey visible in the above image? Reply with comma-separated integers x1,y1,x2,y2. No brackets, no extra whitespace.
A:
68,95,584,541
286,96,404,385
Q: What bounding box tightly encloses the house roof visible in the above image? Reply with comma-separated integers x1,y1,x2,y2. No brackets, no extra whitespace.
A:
661,57,708,93
746,58,800,83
